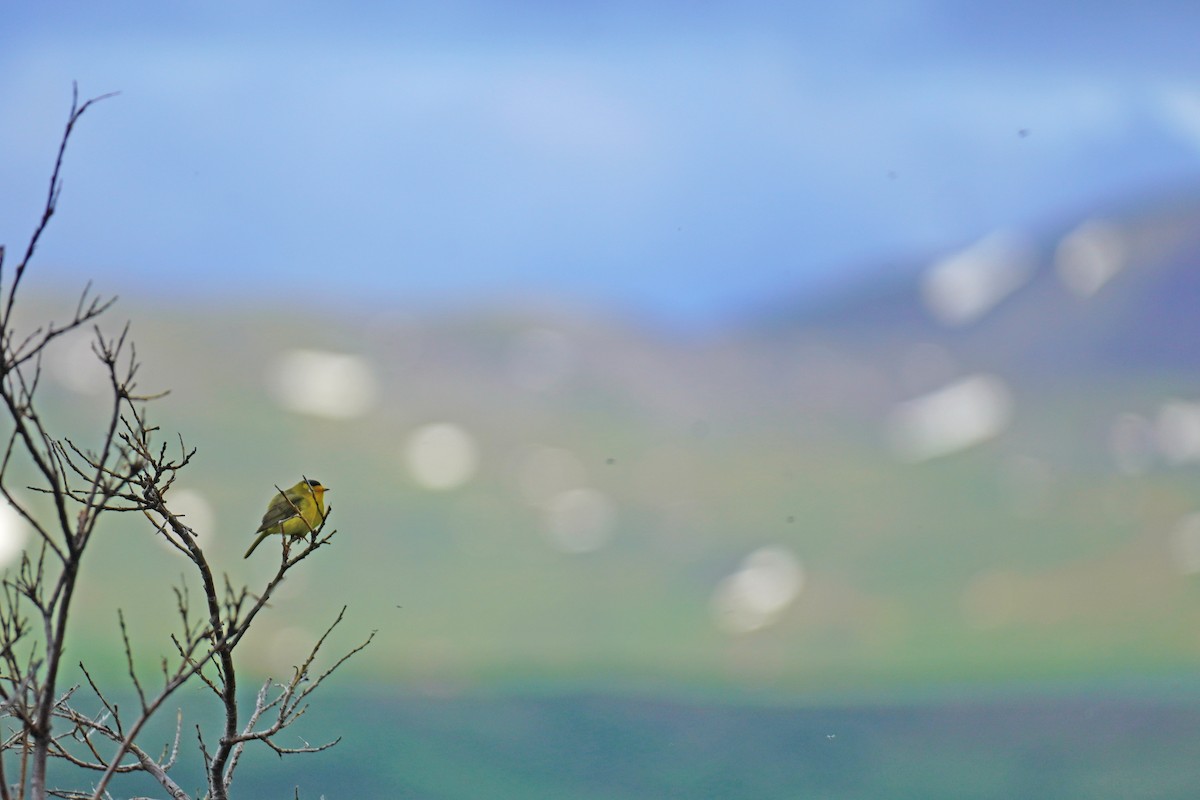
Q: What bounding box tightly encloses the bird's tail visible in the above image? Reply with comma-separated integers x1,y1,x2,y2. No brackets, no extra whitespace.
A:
244,530,270,559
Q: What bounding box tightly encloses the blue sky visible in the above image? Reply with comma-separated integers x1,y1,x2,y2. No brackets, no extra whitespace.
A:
3,3,1199,326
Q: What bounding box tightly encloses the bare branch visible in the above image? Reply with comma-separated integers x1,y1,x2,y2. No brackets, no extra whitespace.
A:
4,85,118,328
0,86,370,800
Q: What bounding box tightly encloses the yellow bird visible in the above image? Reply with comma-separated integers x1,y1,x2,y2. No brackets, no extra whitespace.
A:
244,479,330,558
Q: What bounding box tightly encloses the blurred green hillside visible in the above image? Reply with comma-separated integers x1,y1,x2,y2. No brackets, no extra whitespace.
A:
11,198,1200,701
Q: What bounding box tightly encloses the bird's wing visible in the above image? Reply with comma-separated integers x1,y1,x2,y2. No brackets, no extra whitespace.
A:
257,491,302,532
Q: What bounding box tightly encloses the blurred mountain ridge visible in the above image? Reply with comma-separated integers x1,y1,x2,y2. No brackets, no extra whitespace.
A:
747,192,1200,387
10,189,1200,696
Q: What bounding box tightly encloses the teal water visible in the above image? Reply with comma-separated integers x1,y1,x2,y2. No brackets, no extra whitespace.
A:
87,687,1200,799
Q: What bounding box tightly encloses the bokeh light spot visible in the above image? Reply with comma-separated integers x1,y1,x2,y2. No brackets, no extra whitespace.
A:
886,374,1013,462
404,423,480,490
268,349,379,420
711,546,804,634
1055,219,1127,297
166,488,216,542
1155,400,1200,465
542,488,616,554
921,231,1035,326
0,503,29,569
46,333,107,395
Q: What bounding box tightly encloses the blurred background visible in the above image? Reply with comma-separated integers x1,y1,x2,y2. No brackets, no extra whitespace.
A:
4,3,1200,797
